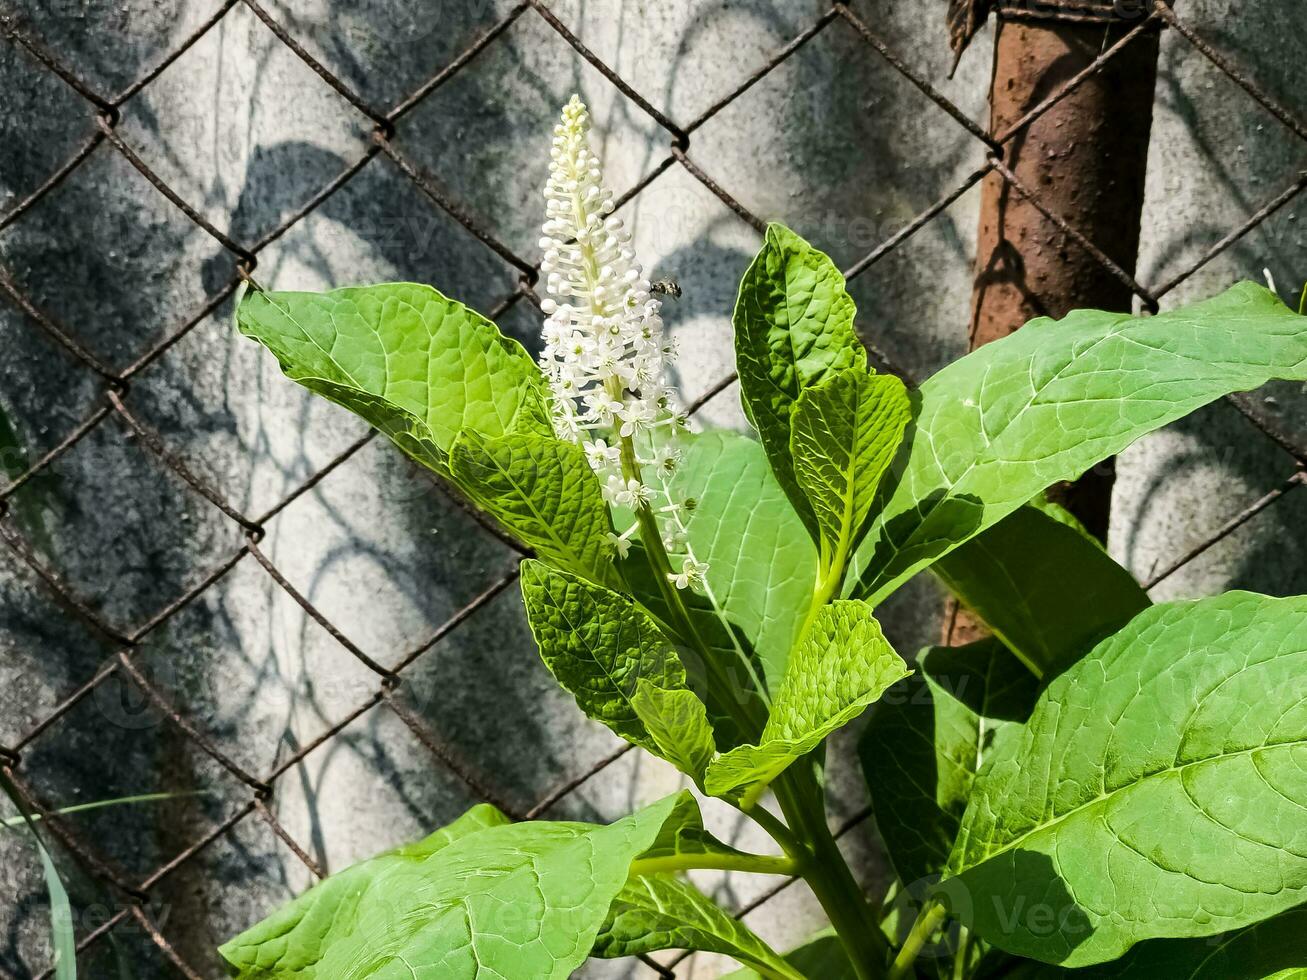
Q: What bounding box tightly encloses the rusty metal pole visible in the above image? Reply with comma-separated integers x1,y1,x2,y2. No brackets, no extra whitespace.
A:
945,1,1164,645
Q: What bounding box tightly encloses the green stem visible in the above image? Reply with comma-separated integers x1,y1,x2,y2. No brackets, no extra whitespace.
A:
745,801,806,858
629,851,798,878
616,426,771,704
614,438,886,975
794,518,857,648
773,770,888,979
951,925,971,980
795,565,839,653
0,790,206,830
889,899,949,980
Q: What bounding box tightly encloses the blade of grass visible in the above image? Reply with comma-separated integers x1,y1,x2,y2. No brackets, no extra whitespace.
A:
0,790,207,830
1,770,77,980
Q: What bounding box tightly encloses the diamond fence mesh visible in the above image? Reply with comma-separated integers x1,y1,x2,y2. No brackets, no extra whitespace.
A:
0,0,1305,976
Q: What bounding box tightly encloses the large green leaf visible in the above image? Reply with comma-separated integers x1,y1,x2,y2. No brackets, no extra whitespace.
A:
931,502,1150,678
236,283,552,476
852,283,1307,605
520,560,713,775
861,639,1039,886
452,432,615,586
1005,906,1307,979
706,600,909,806
790,369,910,573
593,874,803,979
733,224,867,540
672,430,818,691
220,793,685,979
219,803,512,976
941,592,1307,967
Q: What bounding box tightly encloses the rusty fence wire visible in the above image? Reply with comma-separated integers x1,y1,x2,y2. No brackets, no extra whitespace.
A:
1,0,1305,976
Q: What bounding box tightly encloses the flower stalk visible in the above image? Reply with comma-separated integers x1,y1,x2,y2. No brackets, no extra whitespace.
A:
537,95,890,978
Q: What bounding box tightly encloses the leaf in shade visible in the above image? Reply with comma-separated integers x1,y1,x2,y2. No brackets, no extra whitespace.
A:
1004,905,1307,979
931,500,1149,678
941,592,1307,967
861,638,1039,887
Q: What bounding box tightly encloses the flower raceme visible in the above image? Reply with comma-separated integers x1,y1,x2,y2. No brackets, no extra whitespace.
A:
538,95,705,589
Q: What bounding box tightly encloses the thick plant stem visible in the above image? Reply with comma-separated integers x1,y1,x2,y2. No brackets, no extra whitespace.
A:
889,899,949,980
617,435,885,974
774,770,888,979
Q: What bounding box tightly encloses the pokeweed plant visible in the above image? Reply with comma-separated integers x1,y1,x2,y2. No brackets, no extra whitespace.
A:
218,96,1307,979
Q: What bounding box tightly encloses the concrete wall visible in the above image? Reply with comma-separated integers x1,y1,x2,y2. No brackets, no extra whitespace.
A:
1,0,1304,976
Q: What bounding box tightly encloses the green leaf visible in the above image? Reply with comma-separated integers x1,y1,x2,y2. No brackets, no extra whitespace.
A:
452,432,615,586
852,283,1307,605
631,681,717,782
722,929,858,980
1004,906,1307,979
931,502,1150,678
236,283,552,476
940,591,1307,967
791,369,911,572
733,223,867,539
706,600,909,806
592,874,804,979
1,771,76,980
219,803,511,976
520,560,713,774
671,430,818,691
861,639,1039,886
220,793,685,979
636,792,753,864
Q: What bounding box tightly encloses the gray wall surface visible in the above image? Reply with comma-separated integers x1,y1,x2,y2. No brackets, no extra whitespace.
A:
1,1,1305,977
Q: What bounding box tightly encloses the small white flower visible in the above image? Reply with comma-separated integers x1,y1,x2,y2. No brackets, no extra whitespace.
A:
653,443,682,477
602,475,651,509
583,438,621,471
668,556,709,591
606,530,633,559
661,527,687,552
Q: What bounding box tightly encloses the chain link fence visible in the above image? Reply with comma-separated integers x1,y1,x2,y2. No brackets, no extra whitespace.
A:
1,0,1305,976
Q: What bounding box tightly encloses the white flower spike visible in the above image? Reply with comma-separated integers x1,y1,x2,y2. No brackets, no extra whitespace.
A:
539,95,705,590
538,96,678,476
